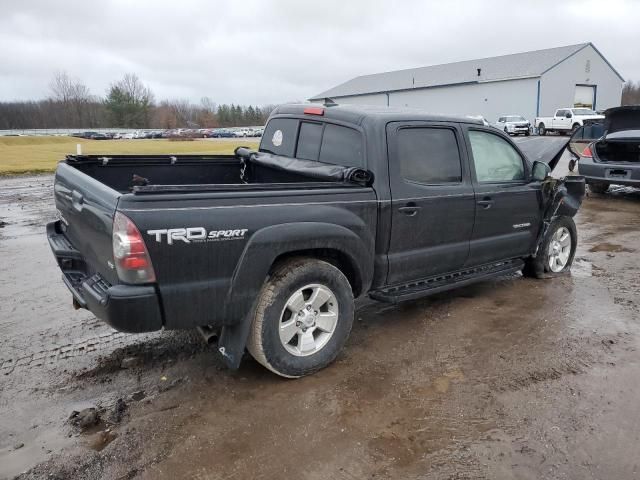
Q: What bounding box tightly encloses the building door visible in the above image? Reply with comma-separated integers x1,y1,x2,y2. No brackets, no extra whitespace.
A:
574,85,596,109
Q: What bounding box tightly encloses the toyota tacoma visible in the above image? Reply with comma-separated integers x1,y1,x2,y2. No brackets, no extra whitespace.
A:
47,103,585,378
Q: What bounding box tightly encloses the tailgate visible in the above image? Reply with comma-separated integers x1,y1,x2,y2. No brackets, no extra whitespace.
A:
53,162,120,284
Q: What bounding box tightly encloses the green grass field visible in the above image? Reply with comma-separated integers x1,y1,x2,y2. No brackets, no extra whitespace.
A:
0,136,259,175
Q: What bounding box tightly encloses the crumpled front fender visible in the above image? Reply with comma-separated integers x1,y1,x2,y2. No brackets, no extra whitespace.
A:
533,175,586,257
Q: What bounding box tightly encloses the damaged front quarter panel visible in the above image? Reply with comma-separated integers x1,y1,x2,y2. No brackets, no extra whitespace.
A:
532,175,586,258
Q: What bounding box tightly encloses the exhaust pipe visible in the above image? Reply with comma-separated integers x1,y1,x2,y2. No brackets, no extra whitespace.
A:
196,325,219,344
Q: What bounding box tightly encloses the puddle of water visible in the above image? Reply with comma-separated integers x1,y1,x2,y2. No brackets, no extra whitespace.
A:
589,242,635,253
571,259,593,278
433,368,465,394
86,429,117,452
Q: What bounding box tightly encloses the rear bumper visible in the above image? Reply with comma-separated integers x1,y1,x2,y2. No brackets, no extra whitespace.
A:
47,221,163,333
578,157,640,187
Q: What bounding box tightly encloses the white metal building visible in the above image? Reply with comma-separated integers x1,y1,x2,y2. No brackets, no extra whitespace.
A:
309,43,624,123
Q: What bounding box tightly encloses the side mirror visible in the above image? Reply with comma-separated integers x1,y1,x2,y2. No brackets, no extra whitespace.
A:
532,161,551,181
565,112,572,118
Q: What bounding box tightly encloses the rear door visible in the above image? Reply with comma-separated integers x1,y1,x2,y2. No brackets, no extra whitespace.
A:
385,121,475,285
463,127,540,266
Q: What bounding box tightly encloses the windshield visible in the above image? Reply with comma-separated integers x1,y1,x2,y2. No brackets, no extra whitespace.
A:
505,116,526,122
572,108,596,115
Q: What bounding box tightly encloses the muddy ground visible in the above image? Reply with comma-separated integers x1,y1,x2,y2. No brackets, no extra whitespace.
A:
1,144,639,479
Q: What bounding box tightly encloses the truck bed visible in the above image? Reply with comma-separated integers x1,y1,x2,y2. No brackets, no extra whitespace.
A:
65,153,337,194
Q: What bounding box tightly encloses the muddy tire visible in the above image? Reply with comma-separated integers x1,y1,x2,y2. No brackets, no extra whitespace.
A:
588,181,610,194
246,258,354,378
523,216,577,279
538,123,546,136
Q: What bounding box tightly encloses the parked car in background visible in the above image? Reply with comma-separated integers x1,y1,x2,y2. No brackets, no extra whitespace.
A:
569,106,640,193
535,108,604,136
90,133,109,140
71,131,100,139
209,129,234,138
495,115,531,136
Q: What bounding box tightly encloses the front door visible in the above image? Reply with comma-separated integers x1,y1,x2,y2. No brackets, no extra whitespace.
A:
463,127,541,266
386,122,476,286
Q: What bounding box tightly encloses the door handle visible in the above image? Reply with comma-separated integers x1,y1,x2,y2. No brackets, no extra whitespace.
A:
398,202,421,216
477,197,493,209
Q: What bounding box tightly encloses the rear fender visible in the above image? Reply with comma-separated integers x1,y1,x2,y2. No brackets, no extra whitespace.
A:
217,222,373,369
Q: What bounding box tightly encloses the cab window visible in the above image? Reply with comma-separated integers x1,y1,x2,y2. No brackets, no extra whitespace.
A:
260,118,298,157
397,127,462,184
318,124,363,167
296,121,323,161
468,130,525,183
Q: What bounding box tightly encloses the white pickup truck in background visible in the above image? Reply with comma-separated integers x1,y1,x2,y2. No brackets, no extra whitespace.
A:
535,108,604,136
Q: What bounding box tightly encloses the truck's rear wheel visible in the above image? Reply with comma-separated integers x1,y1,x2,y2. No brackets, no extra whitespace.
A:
588,181,610,194
538,123,546,136
523,216,577,278
247,258,354,378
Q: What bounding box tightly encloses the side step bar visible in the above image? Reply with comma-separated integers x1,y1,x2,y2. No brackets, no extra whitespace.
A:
369,259,525,303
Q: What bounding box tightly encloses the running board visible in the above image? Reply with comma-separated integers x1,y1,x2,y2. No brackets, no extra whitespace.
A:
369,259,525,303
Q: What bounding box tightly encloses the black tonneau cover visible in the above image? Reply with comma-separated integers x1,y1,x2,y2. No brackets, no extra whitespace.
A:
235,147,374,186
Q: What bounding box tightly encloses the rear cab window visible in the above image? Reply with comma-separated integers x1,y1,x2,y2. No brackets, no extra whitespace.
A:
260,118,298,157
260,118,364,167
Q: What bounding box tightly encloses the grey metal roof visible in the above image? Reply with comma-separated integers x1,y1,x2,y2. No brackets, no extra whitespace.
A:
310,43,616,100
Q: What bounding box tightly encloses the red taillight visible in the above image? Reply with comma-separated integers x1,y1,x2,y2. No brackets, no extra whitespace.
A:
112,212,156,283
581,145,593,158
303,106,324,116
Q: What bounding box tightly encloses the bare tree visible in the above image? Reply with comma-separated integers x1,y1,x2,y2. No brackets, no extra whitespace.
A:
49,71,94,127
622,80,640,106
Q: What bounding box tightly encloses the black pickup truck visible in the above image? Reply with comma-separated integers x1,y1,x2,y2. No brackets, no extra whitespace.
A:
47,104,585,378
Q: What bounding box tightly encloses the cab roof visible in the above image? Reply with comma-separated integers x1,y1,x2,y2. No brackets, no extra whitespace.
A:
270,103,484,128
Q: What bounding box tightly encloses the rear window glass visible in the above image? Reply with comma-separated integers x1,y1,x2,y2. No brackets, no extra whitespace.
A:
397,127,462,184
260,118,298,157
296,122,323,161
318,124,363,167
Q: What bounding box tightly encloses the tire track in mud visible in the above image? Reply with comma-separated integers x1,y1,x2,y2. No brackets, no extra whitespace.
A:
0,329,152,376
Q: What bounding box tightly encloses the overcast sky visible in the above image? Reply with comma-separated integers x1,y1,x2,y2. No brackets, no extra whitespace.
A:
1,0,638,105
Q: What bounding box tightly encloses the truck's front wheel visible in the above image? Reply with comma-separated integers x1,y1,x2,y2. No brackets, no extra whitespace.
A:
247,258,354,378
523,216,577,278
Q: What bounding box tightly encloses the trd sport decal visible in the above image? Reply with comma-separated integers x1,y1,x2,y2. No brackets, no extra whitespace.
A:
147,228,249,245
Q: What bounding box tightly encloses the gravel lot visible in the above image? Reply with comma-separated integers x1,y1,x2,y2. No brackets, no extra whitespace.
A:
1,142,639,479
